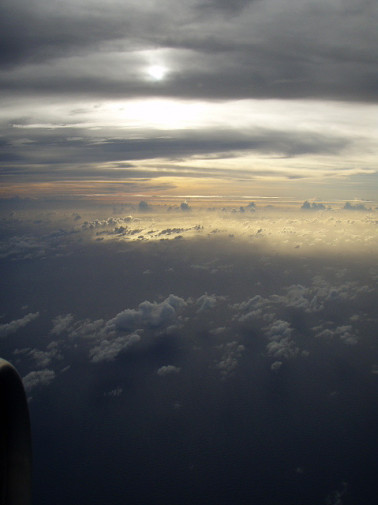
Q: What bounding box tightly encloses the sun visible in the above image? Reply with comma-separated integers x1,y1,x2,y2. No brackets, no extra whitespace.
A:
146,65,168,81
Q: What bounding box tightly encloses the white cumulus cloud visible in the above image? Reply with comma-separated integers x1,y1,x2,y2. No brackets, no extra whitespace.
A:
107,294,187,331
23,369,56,392
157,365,181,376
0,312,39,338
51,314,74,335
89,332,141,362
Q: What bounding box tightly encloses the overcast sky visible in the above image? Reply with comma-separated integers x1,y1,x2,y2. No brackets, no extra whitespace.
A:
1,0,377,203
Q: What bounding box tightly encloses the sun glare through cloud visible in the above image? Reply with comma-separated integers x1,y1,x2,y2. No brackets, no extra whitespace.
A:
146,65,168,81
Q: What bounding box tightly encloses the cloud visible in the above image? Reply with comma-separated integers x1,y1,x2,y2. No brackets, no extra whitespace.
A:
0,235,47,260
0,127,353,179
104,387,123,397
107,294,187,331
315,325,359,346
81,216,136,231
196,0,256,16
1,202,377,504
244,202,256,212
1,0,377,103
0,0,167,67
264,319,293,340
196,293,218,312
264,320,299,359
325,481,348,505
311,276,372,302
0,228,81,260
52,295,189,363
344,202,370,211
301,201,326,210
268,277,372,315
22,369,56,392
271,360,283,372
68,318,106,340
270,284,324,313
233,295,265,322
138,200,149,211
89,332,141,362
51,314,74,335
157,365,181,376
1,0,377,204
28,345,63,368
2,0,377,104
180,201,191,211
209,326,227,336
335,325,358,345
315,329,334,340
0,312,39,337
215,341,245,379
266,337,299,359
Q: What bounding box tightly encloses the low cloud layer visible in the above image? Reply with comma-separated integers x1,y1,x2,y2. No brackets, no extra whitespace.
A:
1,206,377,504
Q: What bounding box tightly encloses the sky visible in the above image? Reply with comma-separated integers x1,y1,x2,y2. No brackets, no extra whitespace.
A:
1,2,378,505
1,0,377,204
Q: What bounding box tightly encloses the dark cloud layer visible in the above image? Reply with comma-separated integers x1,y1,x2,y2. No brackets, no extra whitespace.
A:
1,0,377,102
0,0,160,67
0,127,351,184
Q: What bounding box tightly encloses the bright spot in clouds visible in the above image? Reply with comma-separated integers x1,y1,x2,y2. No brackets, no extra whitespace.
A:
146,65,168,81
107,99,205,130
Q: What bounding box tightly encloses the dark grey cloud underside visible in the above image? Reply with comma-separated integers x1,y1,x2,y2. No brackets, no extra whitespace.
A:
0,0,157,66
0,165,309,184
2,70,377,103
0,128,350,180
1,0,377,102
